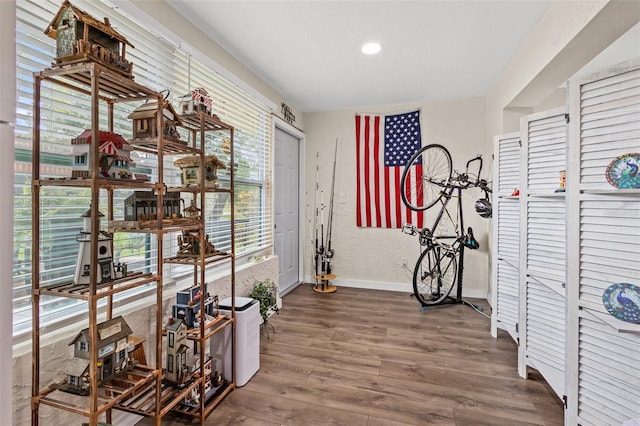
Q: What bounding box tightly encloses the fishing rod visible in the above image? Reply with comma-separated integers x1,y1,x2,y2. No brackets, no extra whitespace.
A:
324,139,338,274
312,152,320,284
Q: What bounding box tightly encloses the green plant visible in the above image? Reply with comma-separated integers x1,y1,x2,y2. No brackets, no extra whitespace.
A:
249,279,279,331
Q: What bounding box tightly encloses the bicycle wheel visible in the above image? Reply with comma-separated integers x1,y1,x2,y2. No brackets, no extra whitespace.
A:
412,245,458,306
401,144,452,211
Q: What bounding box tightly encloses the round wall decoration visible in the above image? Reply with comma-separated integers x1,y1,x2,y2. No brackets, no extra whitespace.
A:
602,283,640,324
605,153,640,189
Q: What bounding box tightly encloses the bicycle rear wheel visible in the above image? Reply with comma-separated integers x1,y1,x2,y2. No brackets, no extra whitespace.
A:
401,144,452,211
412,245,458,306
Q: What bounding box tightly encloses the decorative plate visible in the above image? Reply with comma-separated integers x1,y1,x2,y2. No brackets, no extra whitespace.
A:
602,283,640,324
605,153,640,189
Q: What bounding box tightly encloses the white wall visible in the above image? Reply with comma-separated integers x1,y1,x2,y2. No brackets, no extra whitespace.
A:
302,97,489,298
0,1,15,425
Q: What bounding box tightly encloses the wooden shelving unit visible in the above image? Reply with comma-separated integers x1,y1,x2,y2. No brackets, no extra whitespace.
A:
30,62,236,426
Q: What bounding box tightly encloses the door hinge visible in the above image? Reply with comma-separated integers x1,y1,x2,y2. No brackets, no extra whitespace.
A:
515,322,519,333
565,113,570,123
563,395,568,408
518,140,522,147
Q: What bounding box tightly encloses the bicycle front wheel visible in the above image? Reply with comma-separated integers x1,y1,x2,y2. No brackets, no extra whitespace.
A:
401,144,452,211
412,245,458,306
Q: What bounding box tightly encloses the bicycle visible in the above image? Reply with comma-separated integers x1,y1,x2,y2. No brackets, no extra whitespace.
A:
400,144,491,307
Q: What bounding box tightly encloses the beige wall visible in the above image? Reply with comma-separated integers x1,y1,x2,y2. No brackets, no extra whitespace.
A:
302,97,490,297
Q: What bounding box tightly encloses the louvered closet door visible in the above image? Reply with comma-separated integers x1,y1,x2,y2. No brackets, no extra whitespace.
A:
491,133,520,342
567,58,640,426
518,108,567,400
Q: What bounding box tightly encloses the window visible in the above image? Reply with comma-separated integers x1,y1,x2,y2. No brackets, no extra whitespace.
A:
14,0,273,336
168,332,174,349
167,354,173,373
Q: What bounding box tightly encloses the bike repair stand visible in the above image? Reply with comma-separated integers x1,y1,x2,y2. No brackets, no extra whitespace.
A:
314,273,337,293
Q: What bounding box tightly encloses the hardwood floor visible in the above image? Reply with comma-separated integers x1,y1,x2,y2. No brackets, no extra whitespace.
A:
153,285,564,425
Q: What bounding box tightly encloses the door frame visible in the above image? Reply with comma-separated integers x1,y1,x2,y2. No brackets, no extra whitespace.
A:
272,116,305,296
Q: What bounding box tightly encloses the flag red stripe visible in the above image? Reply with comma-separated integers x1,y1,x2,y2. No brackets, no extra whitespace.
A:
364,116,372,227
416,164,423,228
394,167,402,227
373,116,382,227
355,116,362,227
384,166,391,228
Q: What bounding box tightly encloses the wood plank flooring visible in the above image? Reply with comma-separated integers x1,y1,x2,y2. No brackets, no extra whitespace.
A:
146,285,564,425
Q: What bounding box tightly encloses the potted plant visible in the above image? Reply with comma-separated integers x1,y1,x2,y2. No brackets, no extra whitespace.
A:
248,279,279,338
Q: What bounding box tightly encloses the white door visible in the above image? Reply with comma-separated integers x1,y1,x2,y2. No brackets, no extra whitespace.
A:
274,127,300,295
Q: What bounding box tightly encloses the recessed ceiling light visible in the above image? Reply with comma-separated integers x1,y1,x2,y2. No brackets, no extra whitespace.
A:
361,42,381,55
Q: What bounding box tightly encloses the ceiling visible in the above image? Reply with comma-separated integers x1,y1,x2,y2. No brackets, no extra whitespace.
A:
169,1,552,113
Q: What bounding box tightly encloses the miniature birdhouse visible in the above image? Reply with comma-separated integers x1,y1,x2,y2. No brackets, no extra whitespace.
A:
61,316,134,395
71,130,134,179
128,100,183,142
74,206,114,286
44,0,134,77
165,318,189,386
178,87,213,115
174,155,226,187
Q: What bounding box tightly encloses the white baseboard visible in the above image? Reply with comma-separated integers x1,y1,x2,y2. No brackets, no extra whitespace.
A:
304,276,488,300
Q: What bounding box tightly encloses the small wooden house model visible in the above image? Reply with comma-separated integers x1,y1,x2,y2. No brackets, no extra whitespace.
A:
44,0,134,77
128,100,183,142
60,316,135,395
124,191,183,221
71,130,134,179
174,155,226,187
74,207,114,285
164,318,189,386
178,87,213,115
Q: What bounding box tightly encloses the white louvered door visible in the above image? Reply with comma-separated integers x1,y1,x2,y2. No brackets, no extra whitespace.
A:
518,108,568,401
567,58,640,426
491,132,521,342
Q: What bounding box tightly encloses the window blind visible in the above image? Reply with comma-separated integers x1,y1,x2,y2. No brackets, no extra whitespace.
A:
14,0,273,335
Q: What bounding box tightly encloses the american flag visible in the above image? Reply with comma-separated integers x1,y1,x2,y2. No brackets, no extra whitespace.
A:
355,110,424,228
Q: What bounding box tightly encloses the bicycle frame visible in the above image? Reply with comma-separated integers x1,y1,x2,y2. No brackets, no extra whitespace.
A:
423,183,465,304
412,155,483,305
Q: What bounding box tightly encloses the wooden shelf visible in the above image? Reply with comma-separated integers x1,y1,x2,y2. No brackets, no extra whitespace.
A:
34,364,159,418
128,137,201,156
114,377,202,419
34,273,159,300
184,315,234,342
179,112,234,132
108,218,201,234
34,177,158,190
166,185,232,194
170,382,235,421
37,62,157,102
164,252,232,267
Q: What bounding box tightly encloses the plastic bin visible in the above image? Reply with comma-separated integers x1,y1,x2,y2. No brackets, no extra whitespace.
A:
210,296,261,387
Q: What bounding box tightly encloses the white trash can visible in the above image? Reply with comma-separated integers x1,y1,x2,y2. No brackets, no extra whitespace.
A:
211,296,261,387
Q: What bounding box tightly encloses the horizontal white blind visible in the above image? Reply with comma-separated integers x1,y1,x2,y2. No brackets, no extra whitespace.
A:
526,276,565,398
578,310,640,425
526,199,565,277
14,0,272,335
580,68,640,191
579,195,640,306
526,114,567,194
497,136,520,196
493,134,521,340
